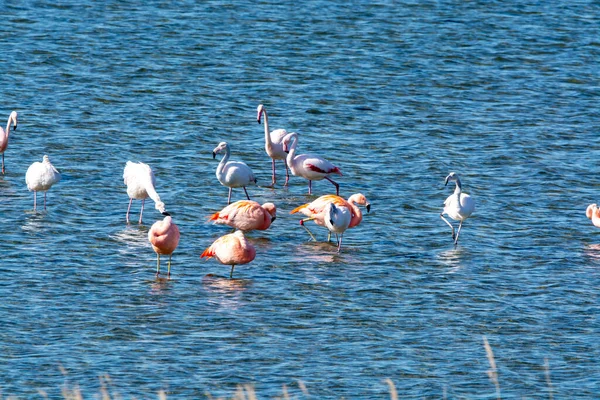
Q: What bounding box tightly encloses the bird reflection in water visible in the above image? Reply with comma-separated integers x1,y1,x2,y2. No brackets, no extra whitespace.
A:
202,273,252,293
583,243,600,261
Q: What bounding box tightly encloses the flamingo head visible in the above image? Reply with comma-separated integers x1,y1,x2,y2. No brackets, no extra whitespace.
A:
9,111,17,130
262,202,277,222
257,104,265,124
349,193,371,212
587,204,598,219
445,172,460,186
282,132,297,153
42,155,50,163
212,142,228,159
155,201,166,214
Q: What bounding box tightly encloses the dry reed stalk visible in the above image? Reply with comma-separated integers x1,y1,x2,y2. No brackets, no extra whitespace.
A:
297,380,309,395
384,378,398,400
544,357,553,400
483,336,501,400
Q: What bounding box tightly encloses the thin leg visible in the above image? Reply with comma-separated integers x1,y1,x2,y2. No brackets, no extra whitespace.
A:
156,254,161,277
33,191,37,211
325,177,339,195
272,159,276,185
284,160,290,186
167,254,172,279
300,218,317,241
230,265,235,279
44,192,47,210
1,153,4,174
337,234,344,253
308,180,312,195
454,221,464,246
228,187,232,204
327,232,332,242
243,186,250,200
139,199,145,224
440,214,455,240
126,198,133,223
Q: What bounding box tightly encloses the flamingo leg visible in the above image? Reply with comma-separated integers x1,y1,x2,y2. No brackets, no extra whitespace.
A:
327,232,332,242
156,254,161,277
230,265,235,279
454,221,464,246
308,180,312,195
243,186,251,200
325,177,339,195
126,198,133,223
228,187,232,204
167,254,172,279
1,153,4,174
272,159,276,185
33,191,37,211
284,160,290,186
337,234,343,253
300,218,317,241
139,199,145,224
440,214,456,241
44,192,47,211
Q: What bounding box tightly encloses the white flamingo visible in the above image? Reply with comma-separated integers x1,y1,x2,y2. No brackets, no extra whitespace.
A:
440,172,475,245
257,104,290,186
586,204,600,228
0,111,18,174
25,155,61,211
213,141,256,204
123,161,166,224
323,202,351,252
282,132,342,195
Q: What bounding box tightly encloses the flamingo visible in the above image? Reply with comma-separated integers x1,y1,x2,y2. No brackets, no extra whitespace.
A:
209,200,276,232
123,161,166,224
257,104,290,186
201,230,256,279
0,111,18,174
282,132,342,195
213,141,257,204
440,172,475,246
148,212,180,279
323,202,352,252
586,204,600,228
25,155,61,211
290,193,371,240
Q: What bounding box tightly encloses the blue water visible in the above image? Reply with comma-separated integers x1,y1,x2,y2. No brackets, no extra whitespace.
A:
1,1,599,398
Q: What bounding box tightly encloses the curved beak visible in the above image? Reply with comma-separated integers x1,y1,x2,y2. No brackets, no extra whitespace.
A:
444,176,450,186
366,203,371,213
212,151,217,159
257,115,262,124
13,124,17,131
271,215,277,222
162,211,171,216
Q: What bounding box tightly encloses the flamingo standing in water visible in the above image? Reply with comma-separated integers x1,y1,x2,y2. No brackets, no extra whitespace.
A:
123,161,166,224
586,204,600,228
0,111,18,174
282,132,342,195
213,141,256,204
25,155,61,211
291,193,371,240
257,104,290,186
201,230,256,279
148,212,180,279
440,172,475,246
209,200,276,232
323,202,352,252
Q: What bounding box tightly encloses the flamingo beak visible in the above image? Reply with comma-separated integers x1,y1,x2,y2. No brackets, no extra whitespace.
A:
444,176,450,186
257,115,262,124
162,211,171,216
366,203,371,213
212,151,217,159
13,124,17,131
271,216,277,222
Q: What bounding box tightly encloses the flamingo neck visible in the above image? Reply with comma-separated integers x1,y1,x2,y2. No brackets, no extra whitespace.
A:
348,199,363,226
453,179,462,195
261,109,273,148
3,116,13,141
286,135,298,168
217,145,231,176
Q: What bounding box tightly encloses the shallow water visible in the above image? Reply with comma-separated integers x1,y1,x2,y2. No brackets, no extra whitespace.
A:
0,1,599,398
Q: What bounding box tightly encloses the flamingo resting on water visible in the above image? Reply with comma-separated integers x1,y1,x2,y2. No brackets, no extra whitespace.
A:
201,230,256,279
209,200,276,232
0,111,18,174
290,193,371,240
586,204,600,228
213,141,257,204
257,104,290,186
323,202,352,253
25,155,61,211
440,172,475,246
282,132,342,196
148,212,180,279
123,161,166,224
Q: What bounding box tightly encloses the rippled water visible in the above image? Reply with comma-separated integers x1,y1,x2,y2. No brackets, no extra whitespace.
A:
1,1,599,398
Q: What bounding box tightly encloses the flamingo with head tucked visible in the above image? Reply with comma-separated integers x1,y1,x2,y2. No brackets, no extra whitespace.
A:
213,141,257,204
201,230,256,279
323,202,351,252
440,172,475,246
0,111,18,174
148,212,180,279
209,200,276,232
123,161,166,224
282,132,342,195
257,104,290,186
25,155,61,211
586,204,600,228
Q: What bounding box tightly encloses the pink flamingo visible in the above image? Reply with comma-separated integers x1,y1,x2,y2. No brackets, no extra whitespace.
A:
283,132,341,195
257,104,290,186
0,111,18,174
213,141,257,204
586,204,600,228
25,155,61,211
148,213,180,279
290,193,370,240
209,200,277,232
201,230,256,279
123,161,166,224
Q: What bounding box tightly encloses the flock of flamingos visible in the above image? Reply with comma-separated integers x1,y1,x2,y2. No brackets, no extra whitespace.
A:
2,105,493,280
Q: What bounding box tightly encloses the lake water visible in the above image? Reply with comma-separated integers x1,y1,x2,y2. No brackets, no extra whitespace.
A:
1,0,599,398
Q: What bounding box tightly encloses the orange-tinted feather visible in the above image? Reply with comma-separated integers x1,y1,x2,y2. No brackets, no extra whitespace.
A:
200,246,214,259
208,212,221,221
290,203,309,214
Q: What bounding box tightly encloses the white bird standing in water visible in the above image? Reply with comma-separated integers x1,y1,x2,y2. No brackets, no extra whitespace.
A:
123,161,166,224
257,104,290,186
212,141,256,204
323,202,352,253
0,111,18,174
440,172,475,246
25,155,61,211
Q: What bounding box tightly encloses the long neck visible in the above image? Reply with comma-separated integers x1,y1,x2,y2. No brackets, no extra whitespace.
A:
286,134,298,166
262,109,273,147
4,116,13,140
347,198,363,227
217,145,231,175
144,175,161,203
454,179,462,195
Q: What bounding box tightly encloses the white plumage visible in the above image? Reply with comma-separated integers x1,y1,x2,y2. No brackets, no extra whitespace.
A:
324,202,352,253
257,104,290,185
123,161,166,224
212,141,256,204
25,155,61,211
440,172,475,245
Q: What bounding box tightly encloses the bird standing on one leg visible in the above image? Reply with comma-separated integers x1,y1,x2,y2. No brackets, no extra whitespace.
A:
440,172,475,246
0,111,18,174
200,230,256,279
148,212,180,279
208,200,277,232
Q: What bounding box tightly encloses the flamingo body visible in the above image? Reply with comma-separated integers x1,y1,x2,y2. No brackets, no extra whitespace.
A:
201,230,256,278
213,141,256,204
440,172,475,245
0,111,18,174
586,204,600,228
209,200,276,231
25,155,61,210
324,202,352,252
123,161,166,224
257,104,290,185
291,193,371,229
148,214,180,278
